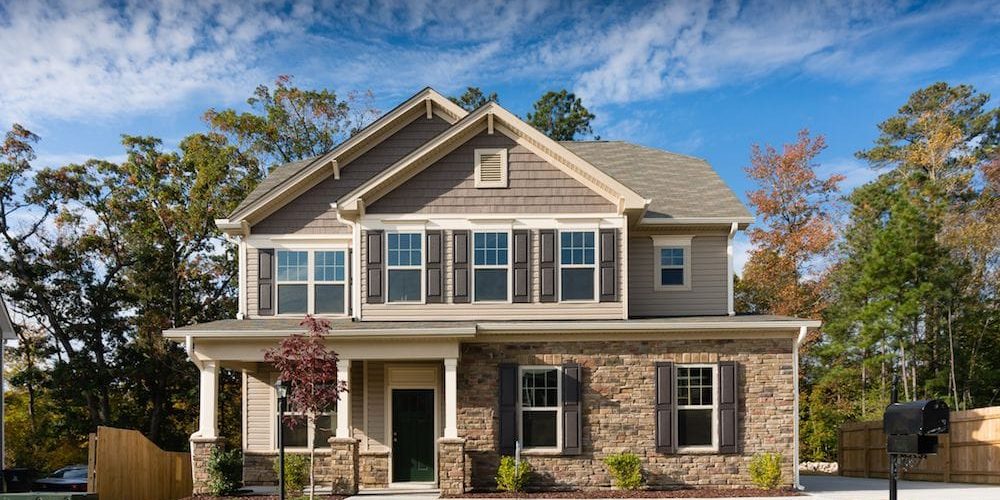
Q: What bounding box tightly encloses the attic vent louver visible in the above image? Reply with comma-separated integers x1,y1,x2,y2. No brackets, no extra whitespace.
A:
475,148,508,188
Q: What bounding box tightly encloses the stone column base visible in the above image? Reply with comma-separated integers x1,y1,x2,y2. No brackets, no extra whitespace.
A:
360,449,390,489
190,435,221,495
329,437,360,495
438,437,466,496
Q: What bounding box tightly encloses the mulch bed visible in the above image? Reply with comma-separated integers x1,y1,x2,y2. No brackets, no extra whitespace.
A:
184,496,348,500
446,488,801,498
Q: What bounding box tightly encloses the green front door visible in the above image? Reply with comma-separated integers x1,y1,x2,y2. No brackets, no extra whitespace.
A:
392,389,435,482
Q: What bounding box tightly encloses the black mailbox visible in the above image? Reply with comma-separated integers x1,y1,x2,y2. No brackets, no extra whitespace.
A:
883,399,950,436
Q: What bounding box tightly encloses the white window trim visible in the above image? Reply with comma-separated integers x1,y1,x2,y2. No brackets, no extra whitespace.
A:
652,235,693,291
275,249,349,316
518,365,562,453
276,409,336,452
474,148,508,188
471,230,513,303
558,229,599,302
674,363,719,453
385,230,426,304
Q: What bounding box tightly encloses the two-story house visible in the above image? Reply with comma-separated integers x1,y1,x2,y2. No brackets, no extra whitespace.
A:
165,88,819,495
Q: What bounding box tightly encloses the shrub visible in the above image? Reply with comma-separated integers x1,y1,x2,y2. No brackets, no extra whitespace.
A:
206,447,242,496
603,452,644,490
273,454,310,497
748,452,783,489
495,456,532,492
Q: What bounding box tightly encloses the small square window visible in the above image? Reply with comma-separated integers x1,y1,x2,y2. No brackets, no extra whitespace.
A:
653,241,690,290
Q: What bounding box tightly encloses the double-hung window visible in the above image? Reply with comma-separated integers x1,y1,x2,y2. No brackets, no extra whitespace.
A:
276,382,334,449
653,236,692,290
519,366,561,450
559,231,596,301
675,365,717,450
387,232,422,302
276,249,347,315
473,232,509,302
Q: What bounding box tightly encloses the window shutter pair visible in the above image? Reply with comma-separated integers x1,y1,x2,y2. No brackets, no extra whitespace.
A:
497,362,582,456
655,361,738,454
599,229,618,302
366,230,384,304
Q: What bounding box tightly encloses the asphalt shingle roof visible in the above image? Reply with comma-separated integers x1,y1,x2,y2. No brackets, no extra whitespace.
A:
561,141,751,219
230,140,750,221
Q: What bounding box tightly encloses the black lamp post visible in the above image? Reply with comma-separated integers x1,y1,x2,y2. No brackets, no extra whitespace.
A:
276,379,290,500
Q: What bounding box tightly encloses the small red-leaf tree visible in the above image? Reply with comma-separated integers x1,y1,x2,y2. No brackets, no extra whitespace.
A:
264,315,347,499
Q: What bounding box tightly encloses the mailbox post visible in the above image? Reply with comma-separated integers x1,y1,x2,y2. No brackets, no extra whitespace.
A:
882,375,949,500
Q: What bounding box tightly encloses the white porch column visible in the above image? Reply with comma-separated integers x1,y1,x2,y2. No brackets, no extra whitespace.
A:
444,358,458,438
337,359,351,438
198,361,219,439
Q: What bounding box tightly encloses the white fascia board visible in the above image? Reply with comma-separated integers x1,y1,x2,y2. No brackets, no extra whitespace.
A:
639,216,755,226
163,326,477,340
477,320,821,333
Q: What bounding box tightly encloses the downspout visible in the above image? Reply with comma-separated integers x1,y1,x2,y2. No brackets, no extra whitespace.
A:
727,222,737,316
793,325,808,490
237,235,246,319
334,203,362,321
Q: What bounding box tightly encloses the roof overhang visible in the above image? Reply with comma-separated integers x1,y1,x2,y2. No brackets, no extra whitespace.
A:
477,319,820,334
638,216,754,230
337,101,649,216
228,88,469,226
163,325,477,340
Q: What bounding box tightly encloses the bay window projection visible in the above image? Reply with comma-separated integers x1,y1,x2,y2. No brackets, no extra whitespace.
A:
387,233,422,302
473,232,509,302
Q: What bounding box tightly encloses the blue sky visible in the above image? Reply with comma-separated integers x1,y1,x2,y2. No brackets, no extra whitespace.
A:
2,0,999,270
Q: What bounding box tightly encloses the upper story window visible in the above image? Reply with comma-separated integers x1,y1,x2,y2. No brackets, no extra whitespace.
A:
474,232,509,302
559,231,596,301
519,366,561,450
652,235,692,291
276,250,347,315
474,148,508,188
675,365,717,450
387,232,422,302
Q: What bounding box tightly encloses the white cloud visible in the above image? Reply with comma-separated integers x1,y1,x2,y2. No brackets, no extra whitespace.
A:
818,157,881,191
733,234,752,277
0,0,310,124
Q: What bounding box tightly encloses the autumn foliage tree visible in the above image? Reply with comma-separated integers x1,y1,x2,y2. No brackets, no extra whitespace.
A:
736,130,843,318
264,316,347,499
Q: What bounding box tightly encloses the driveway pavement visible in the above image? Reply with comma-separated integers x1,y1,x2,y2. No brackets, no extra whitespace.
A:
801,474,1000,499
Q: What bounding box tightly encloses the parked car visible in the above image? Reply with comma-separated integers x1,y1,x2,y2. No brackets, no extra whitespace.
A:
33,465,88,492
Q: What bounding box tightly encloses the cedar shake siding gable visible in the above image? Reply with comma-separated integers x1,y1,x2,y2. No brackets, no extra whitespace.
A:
252,114,452,234
367,131,616,214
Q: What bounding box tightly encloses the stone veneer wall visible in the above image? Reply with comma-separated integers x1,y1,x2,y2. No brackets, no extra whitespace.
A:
243,452,334,487
191,437,220,495
360,450,390,488
457,338,795,490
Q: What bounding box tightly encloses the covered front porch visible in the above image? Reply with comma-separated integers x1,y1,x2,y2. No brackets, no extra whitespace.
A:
171,320,474,495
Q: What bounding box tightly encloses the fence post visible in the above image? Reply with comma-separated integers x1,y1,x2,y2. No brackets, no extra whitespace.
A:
837,427,843,476
863,422,871,479
942,433,951,482
87,433,98,494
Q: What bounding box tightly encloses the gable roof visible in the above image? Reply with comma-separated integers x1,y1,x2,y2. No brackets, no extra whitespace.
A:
562,141,751,221
337,101,649,214
227,87,468,223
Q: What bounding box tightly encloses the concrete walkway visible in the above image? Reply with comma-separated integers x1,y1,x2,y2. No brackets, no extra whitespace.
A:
801,474,1000,499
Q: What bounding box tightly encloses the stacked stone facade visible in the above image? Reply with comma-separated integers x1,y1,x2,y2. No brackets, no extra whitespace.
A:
190,437,220,495
438,438,467,495
360,450,390,488
329,437,360,494
457,338,795,490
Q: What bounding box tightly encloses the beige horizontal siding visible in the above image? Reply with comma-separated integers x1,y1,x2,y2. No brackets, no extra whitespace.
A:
253,114,452,234
367,131,615,214
366,361,388,451
351,361,364,443
245,370,273,452
628,234,728,317
362,302,622,321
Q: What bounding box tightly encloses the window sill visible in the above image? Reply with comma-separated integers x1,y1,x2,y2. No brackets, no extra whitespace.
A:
519,448,563,456
675,447,719,454
653,285,692,292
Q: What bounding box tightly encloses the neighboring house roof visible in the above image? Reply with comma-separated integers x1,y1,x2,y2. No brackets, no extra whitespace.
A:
0,294,15,340
164,314,819,338
562,141,752,220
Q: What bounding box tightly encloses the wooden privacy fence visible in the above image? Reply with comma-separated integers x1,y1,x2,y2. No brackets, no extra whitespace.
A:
88,426,193,500
839,405,1000,484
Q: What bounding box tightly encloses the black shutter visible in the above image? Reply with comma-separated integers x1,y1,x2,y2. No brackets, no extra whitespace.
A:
718,361,739,454
539,229,557,302
562,363,582,455
599,229,618,302
426,231,443,303
498,363,518,455
366,230,383,304
453,230,470,303
512,230,531,303
655,362,675,454
257,249,274,316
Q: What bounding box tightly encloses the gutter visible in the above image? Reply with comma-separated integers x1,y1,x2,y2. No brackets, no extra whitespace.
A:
165,326,478,340
478,319,820,333
639,216,754,226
